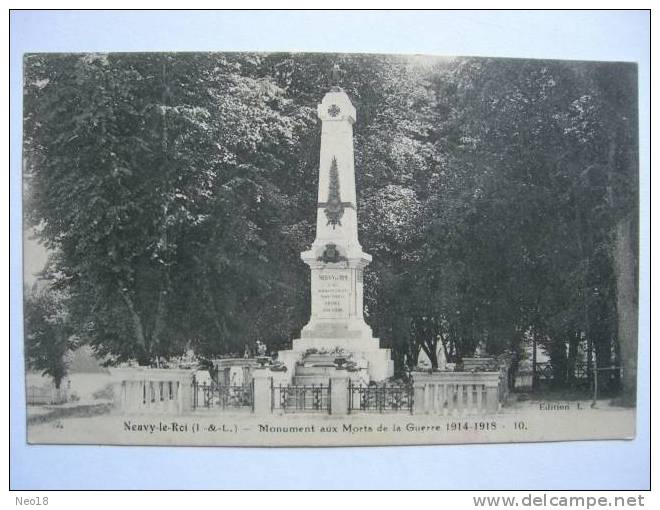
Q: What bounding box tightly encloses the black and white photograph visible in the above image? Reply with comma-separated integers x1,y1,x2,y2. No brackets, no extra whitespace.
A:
21,50,639,447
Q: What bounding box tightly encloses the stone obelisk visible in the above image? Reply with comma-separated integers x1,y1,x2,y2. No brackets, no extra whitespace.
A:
278,78,393,382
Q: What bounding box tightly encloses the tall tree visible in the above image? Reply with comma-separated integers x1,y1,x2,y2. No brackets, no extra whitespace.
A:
24,285,75,388
24,53,638,393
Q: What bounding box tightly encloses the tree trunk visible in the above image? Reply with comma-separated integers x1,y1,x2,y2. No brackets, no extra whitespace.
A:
613,216,638,405
439,334,450,363
602,120,638,406
531,332,537,391
150,279,170,368
119,289,149,362
567,331,580,387
549,339,568,387
419,337,438,368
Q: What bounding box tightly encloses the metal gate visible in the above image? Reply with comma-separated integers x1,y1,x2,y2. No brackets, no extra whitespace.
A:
192,379,254,411
348,381,413,414
271,381,331,413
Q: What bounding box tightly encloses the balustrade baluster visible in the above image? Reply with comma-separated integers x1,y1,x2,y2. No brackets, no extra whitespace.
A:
466,384,474,414
457,384,466,414
437,384,445,416
447,384,456,414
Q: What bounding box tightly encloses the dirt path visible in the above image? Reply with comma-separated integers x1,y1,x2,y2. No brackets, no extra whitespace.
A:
27,403,113,426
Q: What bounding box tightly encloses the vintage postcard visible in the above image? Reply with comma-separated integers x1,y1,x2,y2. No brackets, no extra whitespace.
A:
22,52,638,447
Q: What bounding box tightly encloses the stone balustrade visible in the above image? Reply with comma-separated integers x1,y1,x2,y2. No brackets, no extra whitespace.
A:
108,367,504,416
412,371,501,415
461,356,512,402
110,368,195,415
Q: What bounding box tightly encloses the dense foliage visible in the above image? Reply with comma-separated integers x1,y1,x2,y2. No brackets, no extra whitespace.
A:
23,53,638,401
23,285,76,388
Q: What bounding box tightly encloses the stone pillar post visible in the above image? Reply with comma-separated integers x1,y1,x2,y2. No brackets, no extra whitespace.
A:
413,382,427,415
252,369,273,415
179,376,193,414
113,382,125,412
485,383,500,414
330,372,349,415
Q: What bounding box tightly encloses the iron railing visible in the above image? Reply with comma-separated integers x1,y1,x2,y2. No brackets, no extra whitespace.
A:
348,381,414,414
534,362,621,383
533,362,622,395
271,382,331,413
192,379,254,411
26,386,68,405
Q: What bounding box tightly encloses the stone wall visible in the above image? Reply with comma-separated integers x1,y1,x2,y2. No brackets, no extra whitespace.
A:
110,368,195,415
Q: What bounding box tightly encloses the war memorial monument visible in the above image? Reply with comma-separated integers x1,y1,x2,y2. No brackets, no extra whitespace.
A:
23,56,638,447
276,84,394,384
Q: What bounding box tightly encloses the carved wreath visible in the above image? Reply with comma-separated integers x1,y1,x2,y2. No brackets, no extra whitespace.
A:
317,243,347,264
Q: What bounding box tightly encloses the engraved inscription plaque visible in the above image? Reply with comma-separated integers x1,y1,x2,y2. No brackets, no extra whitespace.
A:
315,269,351,318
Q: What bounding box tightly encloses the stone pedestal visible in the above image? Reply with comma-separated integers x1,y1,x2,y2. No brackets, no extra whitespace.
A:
212,358,260,386
515,371,534,391
413,382,427,416
330,371,350,415
252,369,273,415
515,359,534,391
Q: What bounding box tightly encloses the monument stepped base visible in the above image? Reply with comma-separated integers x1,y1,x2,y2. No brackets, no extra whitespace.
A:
278,338,393,384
